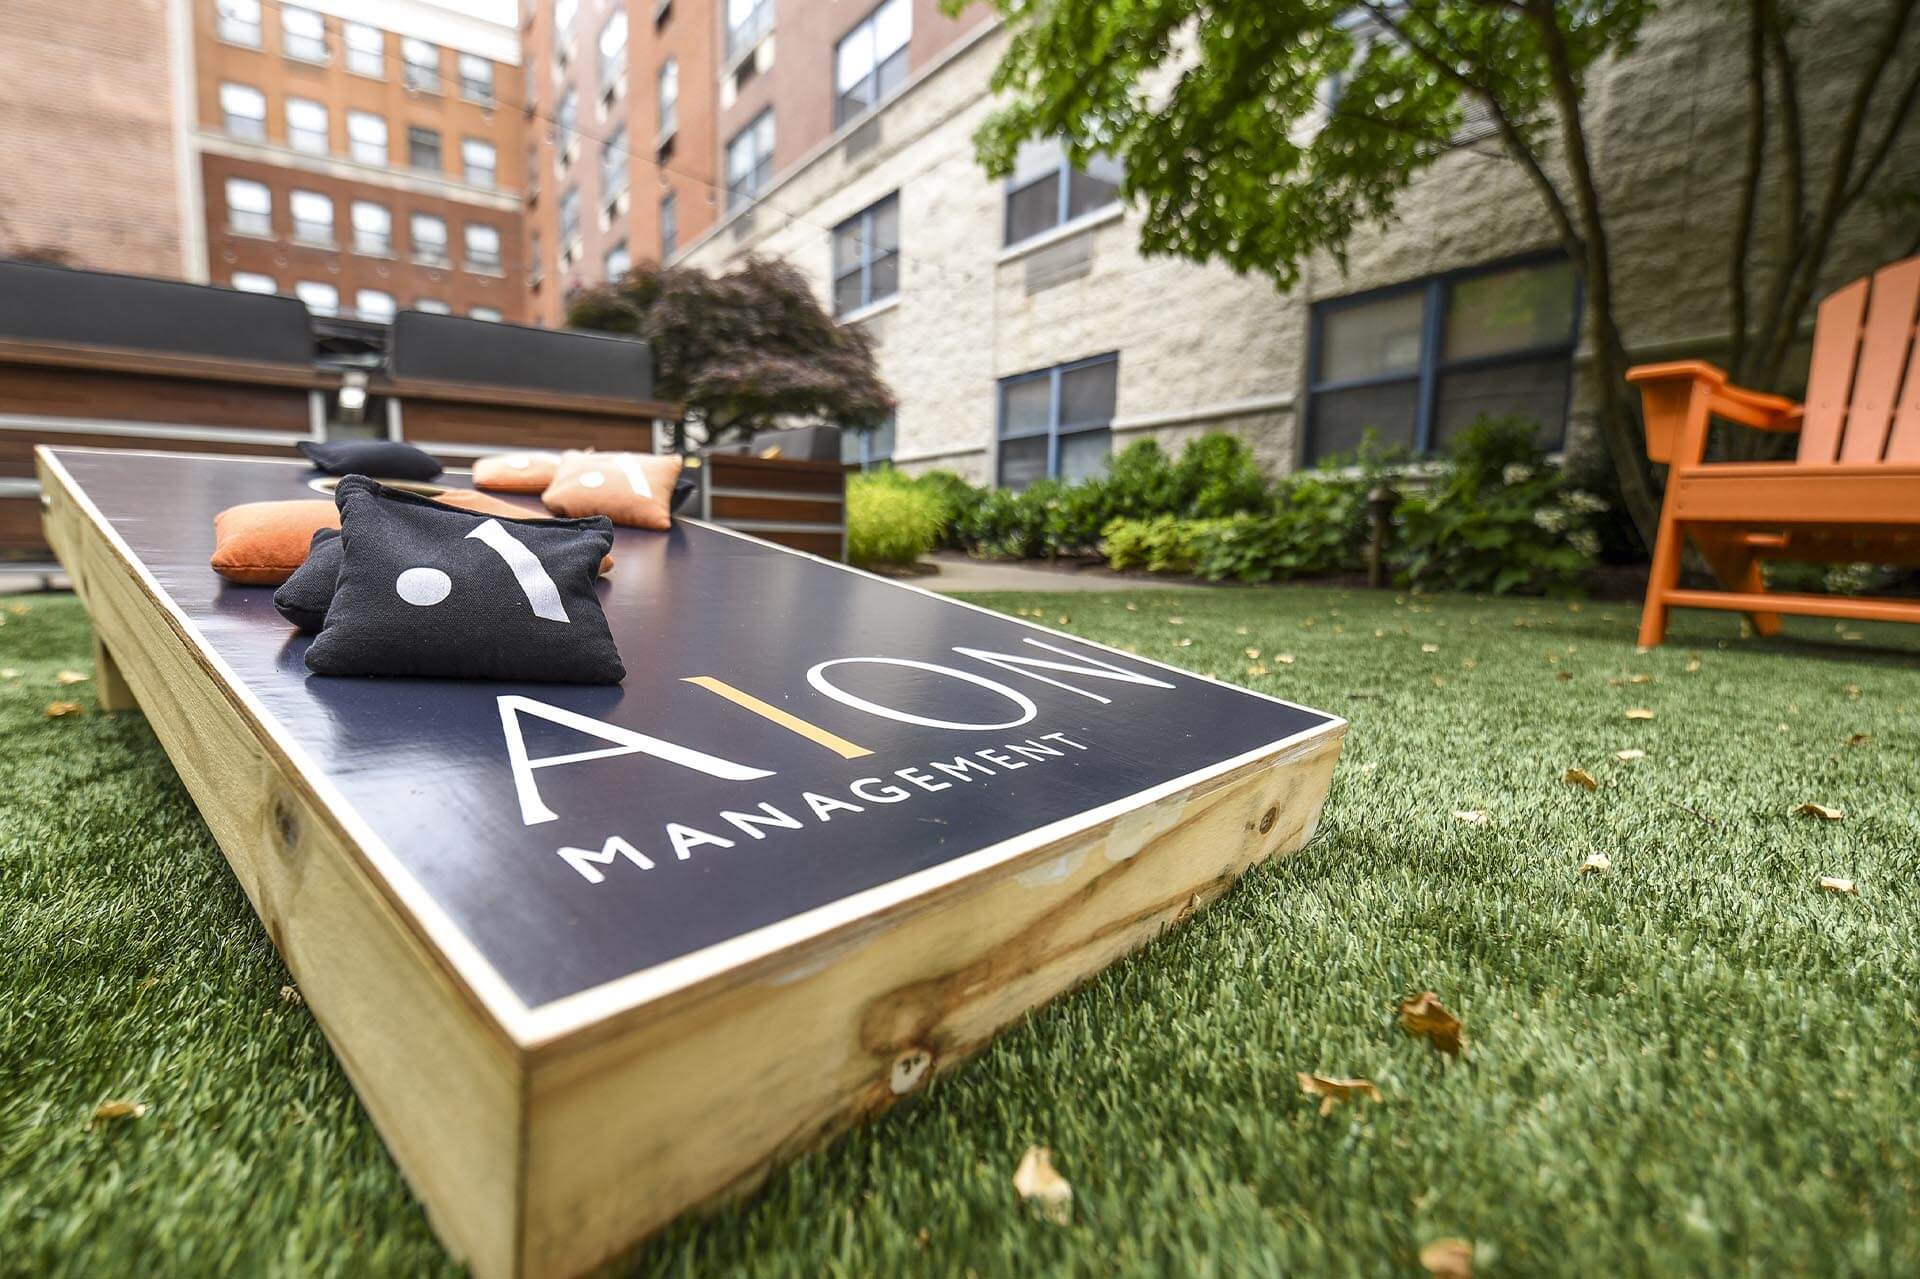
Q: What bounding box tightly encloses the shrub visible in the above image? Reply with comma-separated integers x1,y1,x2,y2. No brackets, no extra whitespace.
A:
1393,417,1602,595
906,469,984,548
846,470,947,567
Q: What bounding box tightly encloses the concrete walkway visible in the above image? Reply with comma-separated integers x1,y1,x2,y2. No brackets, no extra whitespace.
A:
920,552,1204,593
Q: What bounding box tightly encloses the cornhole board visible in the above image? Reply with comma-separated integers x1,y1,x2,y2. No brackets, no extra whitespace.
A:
36,445,1346,1278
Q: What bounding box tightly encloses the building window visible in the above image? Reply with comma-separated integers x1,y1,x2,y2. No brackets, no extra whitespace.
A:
657,58,679,137
409,126,442,172
415,298,451,314
598,10,627,88
1004,137,1121,247
996,353,1118,490
660,192,677,259
471,307,503,322
831,192,899,317
527,144,541,200
834,0,910,127
556,87,578,158
410,213,449,265
1304,256,1580,463
601,127,628,199
530,230,545,284
463,138,497,188
348,111,388,166
726,0,773,61
290,190,334,246
295,281,339,316
555,0,579,49
344,22,384,77
351,201,392,254
725,110,774,211
458,53,494,103
605,241,630,280
216,0,262,47
466,223,502,272
841,415,895,470
220,83,267,141
286,98,329,155
356,289,396,322
559,187,581,245
224,178,272,237
402,38,440,93
281,6,328,62
230,271,276,294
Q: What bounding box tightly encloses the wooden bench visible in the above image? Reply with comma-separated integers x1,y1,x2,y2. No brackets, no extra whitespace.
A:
1628,254,1920,647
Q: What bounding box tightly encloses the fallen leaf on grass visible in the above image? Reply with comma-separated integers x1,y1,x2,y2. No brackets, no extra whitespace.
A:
1844,734,1870,748
1625,708,1655,721
1685,657,1702,673
1167,616,1185,626
1795,802,1844,821
1452,810,1488,825
1275,653,1296,665
1244,647,1261,659
1616,749,1646,761
1246,663,1270,677
1580,852,1613,875
1563,767,1598,791
91,1099,146,1126
55,670,88,685
1012,1147,1073,1224
1421,643,1440,653
1420,1238,1475,1278
0,667,17,679
1296,1073,1381,1116
1125,603,1138,612
1555,670,1573,682
1817,876,1857,895
280,984,304,1005
1398,992,1464,1056
7,602,30,616
44,701,84,718
1845,684,1862,699
1176,637,1193,648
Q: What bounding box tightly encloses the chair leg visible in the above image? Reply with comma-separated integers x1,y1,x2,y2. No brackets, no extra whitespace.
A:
1698,541,1783,637
1638,517,1683,648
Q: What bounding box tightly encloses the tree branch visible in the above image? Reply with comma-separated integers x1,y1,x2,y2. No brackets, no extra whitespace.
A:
1728,0,1769,376
1748,12,1806,382
1841,56,1920,209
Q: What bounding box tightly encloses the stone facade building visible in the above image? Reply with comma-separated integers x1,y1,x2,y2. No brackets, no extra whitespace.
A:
675,1,1913,483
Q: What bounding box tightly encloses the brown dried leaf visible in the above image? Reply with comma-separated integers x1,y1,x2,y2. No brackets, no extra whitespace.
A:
1012,1146,1073,1224
1685,657,1702,673
44,701,84,718
1420,1238,1475,1278
1296,1072,1382,1116
1795,802,1844,821
55,669,88,685
1176,637,1193,648
1246,663,1270,677
1555,670,1573,682
1244,647,1260,659
1275,653,1296,665
7,602,30,616
280,984,304,1005
1563,767,1598,791
1421,643,1440,653
91,1099,146,1125
1167,616,1185,625
1845,733,1870,748
1818,876,1857,895
1616,749,1646,761
1625,708,1655,720
1398,992,1464,1056
1580,852,1613,875
1845,683,1862,699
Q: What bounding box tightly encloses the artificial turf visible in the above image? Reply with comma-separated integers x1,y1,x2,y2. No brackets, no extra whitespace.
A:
1,586,1916,1277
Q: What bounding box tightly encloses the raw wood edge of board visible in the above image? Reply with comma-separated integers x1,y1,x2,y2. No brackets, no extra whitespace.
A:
37,447,532,1278
515,730,1341,1278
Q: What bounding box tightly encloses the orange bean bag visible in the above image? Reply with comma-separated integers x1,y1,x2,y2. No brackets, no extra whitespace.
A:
210,500,340,585
541,451,683,530
472,451,561,493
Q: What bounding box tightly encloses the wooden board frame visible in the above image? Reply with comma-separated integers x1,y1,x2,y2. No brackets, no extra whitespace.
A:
37,445,1345,1278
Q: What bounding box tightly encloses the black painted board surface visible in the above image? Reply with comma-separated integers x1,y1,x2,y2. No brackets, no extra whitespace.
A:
54,450,1338,1009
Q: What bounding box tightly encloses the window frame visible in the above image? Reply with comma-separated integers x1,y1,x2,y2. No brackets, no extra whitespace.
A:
229,271,276,295
294,280,339,316
830,192,899,318
281,5,329,64
458,53,495,104
842,414,895,470
1002,138,1121,248
657,58,678,138
465,223,502,273
832,0,910,128
347,110,388,165
408,125,443,172
350,200,393,255
219,82,267,141
223,178,272,237
660,191,678,259
725,109,774,212
355,288,397,322
1301,250,1583,465
285,97,329,155
410,212,450,265
600,126,629,200
598,10,627,88
604,240,630,280
559,186,581,244
344,22,384,77
289,189,334,246
995,352,1119,489
726,0,774,62
463,136,498,188
216,0,262,47
402,38,440,94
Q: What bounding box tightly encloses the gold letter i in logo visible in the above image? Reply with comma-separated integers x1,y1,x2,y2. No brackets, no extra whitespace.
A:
682,677,873,760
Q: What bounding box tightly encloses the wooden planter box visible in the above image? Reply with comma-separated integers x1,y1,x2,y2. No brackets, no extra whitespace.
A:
38,446,1344,1278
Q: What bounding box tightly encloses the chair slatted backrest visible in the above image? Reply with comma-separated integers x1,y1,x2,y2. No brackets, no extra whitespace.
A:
1798,254,1920,464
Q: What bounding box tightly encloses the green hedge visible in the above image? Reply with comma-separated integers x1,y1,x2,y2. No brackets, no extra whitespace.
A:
846,420,1608,594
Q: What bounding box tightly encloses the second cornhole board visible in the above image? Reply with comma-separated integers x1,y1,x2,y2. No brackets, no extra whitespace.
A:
38,446,1346,1279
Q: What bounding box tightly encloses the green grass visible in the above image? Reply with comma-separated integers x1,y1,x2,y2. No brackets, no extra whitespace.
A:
2,587,1917,1277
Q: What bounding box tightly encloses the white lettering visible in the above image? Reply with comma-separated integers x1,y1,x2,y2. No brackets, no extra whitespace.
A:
806,657,1037,731
849,777,913,803
977,747,1025,769
802,790,865,821
950,637,1176,705
894,765,951,793
556,835,654,884
720,802,803,840
498,695,774,826
1041,731,1089,750
930,754,996,782
666,822,735,860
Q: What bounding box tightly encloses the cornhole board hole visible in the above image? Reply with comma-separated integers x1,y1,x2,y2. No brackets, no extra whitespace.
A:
37,445,1346,1279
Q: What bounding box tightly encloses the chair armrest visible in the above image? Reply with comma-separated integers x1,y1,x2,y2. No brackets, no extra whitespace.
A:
1626,361,1803,464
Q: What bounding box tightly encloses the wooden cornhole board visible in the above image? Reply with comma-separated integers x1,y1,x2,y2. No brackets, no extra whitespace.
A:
37,446,1346,1278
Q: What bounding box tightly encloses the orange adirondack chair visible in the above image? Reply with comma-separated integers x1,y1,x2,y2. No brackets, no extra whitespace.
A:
1627,254,1920,647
